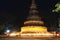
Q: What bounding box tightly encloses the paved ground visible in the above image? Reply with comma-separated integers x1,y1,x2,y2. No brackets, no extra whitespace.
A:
0,37,60,40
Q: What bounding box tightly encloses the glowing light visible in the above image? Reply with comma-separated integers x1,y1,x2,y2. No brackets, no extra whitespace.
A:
21,33,55,38
24,21,44,24
21,26,47,32
4,29,10,36
6,30,10,33
21,33,53,36
57,34,59,36
9,32,17,36
20,26,56,38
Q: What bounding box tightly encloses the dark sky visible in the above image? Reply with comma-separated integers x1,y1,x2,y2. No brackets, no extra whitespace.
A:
0,0,60,28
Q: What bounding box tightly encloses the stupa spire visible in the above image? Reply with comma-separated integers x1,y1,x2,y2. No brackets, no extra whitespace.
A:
30,0,36,9
29,0,38,14
24,0,44,26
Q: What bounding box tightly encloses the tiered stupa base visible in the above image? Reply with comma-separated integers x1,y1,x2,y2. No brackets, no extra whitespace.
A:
20,26,56,38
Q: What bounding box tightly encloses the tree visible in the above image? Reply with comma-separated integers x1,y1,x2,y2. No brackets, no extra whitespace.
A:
52,2,60,12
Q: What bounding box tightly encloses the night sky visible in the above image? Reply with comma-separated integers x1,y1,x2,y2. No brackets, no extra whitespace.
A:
0,0,60,31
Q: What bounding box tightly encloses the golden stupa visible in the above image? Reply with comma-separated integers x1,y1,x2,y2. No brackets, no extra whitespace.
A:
20,0,56,38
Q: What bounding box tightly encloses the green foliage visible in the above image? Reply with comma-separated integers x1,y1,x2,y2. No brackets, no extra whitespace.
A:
58,18,60,27
0,25,5,31
52,2,60,12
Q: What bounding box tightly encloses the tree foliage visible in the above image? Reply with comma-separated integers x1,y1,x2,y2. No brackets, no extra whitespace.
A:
52,2,60,12
0,25,5,31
